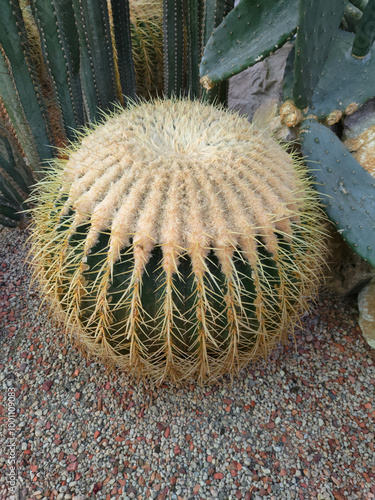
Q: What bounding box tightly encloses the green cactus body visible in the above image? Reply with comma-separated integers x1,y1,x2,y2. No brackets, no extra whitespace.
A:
292,0,346,109
110,0,137,102
284,30,375,121
0,0,52,166
0,117,30,226
31,0,84,138
300,118,375,267
130,0,164,98
352,0,375,57
199,0,298,90
28,99,327,384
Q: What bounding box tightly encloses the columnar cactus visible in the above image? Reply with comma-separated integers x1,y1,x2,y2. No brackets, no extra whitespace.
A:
28,99,327,384
129,0,163,97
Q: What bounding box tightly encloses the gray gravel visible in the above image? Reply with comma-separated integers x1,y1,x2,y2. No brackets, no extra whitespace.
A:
0,227,374,500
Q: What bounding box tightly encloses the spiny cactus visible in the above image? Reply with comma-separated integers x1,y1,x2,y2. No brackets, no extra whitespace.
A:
28,99,327,384
0,100,36,227
200,0,299,90
300,119,375,266
200,0,375,269
0,0,235,227
129,0,163,98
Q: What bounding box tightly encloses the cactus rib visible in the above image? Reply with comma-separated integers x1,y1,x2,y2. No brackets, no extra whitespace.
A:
111,0,137,100
31,0,84,139
72,0,117,122
163,0,184,97
200,0,234,104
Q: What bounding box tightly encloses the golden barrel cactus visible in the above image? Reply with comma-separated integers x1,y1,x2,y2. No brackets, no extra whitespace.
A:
28,99,327,384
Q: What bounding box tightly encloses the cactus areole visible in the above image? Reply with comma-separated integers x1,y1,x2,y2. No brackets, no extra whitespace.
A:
29,99,326,384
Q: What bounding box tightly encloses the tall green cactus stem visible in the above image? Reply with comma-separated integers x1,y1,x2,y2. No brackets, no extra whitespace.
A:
31,0,84,139
200,0,298,90
300,118,375,267
163,0,184,97
293,0,346,109
0,135,27,227
0,50,41,174
0,106,36,196
72,0,118,123
162,0,234,101
343,2,364,32
0,100,35,226
185,0,201,98
0,0,52,165
200,0,234,104
129,0,163,98
352,0,375,57
20,1,49,85
28,99,327,384
111,0,137,101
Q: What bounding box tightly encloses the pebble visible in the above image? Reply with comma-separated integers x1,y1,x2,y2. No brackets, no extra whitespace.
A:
0,228,374,500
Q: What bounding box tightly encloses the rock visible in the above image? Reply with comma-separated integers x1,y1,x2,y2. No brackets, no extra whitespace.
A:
343,97,375,141
228,44,292,120
344,124,375,177
42,380,53,391
66,461,78,472
358,277,375,349
228,44,298,142
324,229,375,297
343,97,375,177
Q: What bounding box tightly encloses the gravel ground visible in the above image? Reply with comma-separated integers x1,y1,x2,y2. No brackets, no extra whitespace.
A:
0,227,374,500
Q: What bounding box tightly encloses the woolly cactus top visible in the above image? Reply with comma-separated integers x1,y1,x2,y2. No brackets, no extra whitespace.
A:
59,99,303,276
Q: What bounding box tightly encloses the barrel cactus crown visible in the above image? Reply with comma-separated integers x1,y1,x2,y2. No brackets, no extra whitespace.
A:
28,99,327,384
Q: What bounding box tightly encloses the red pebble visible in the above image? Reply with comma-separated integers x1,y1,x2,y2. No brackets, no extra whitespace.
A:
66,462,78,472
42,381,53,391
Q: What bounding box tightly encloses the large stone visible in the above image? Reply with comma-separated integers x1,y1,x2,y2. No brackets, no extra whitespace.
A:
228,44,292,120
228,43,296,141
343,97,375,141
344,123,375,178
343,98,375,178
324,229,375,297
358,278,375,349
